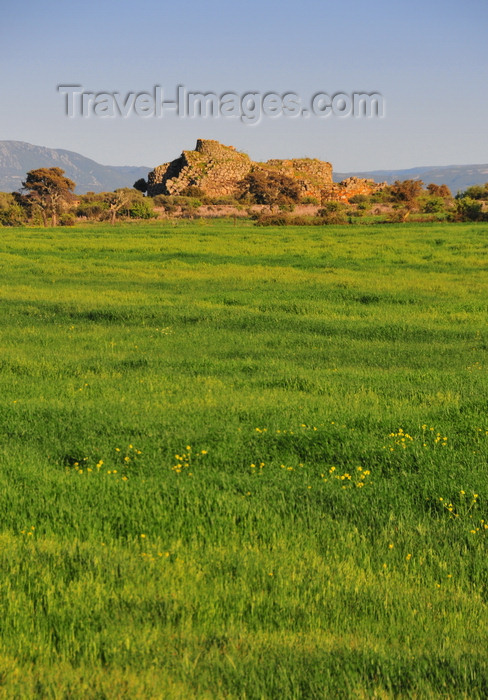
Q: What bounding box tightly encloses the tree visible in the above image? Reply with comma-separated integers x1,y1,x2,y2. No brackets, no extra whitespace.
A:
0,193,26,226
133,178,147,194
426,183,451,198
104,189,131,225
22,168,75,226
455,197,485,221
455,183,488,201
422,196,446,214
389,179,424,206
239,170,301,208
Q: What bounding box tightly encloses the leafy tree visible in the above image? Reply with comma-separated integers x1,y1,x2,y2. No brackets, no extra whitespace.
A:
76,195,109,221
455,183,488,201
101,188,156,223
455,197,485,221
104,190,131,225
389,179,424,205
239,170,301,207
426,183,451,198
129,199,156,219
0,192,26,226
133,178,147,194
422,196,446,214
22,168,75,226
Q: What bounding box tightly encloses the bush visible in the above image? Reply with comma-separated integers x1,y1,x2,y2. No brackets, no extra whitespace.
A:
348,194,369,205
318,201,345,214
129,200,157,219
0,204,26,226
289,215,321,226
205,195,240,206
255,214,288,226
456,184,488,201
389,179,424,204
59,212,76,226
179,203,202,219
427,183,451,198
385,209,410,223
317,202,348,224
76,201,109,220
422,196,446,214
152,195,170,207
278,203,296,212
180,186,206,198
239,171,301,206
317,212,349,224
455,197,485,221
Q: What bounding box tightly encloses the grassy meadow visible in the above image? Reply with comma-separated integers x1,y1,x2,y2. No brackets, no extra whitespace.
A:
1,220,488,697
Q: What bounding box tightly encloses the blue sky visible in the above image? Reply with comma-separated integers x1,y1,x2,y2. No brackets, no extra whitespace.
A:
1,0,487,172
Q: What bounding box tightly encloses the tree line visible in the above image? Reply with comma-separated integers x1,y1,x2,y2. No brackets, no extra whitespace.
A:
0,167,487,226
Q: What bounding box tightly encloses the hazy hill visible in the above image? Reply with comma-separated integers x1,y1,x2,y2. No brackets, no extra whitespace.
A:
333,164,488,195
0,141,150,194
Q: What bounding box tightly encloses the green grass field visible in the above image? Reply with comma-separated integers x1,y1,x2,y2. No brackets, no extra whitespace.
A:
1,220,488,698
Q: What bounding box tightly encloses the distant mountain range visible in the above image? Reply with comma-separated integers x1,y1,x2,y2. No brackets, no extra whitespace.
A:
0,141,150,194
333,164,488,195
1,140,487,196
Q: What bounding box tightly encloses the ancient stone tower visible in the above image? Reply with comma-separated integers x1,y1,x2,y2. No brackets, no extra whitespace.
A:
146,139,334,200
146,139,251,197
145,139,385,202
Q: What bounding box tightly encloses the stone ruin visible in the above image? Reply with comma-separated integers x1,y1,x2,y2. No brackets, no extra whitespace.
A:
145,139,384,202
324,176,387,202
147,140,251,198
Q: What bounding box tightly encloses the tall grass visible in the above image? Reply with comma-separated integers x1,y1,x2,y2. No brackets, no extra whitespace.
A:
0,221,488,697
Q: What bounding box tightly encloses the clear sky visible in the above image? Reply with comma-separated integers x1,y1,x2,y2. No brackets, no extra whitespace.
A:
1,0,487,172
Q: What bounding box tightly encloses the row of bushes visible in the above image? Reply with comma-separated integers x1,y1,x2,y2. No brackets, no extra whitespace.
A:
1,179,488,227
253,198,488,226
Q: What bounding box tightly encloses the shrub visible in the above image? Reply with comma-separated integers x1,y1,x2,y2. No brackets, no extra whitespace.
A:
239,171,301,206
427,183,451,198
152,194,170,207
255,214,288,226
180,186,206,198
76,201,109,220
206,195,240,206
289,215,321,226
278,202,296,212
455,197,485,221
389,179,424,204
385,209,410,223
317,202,348,224
456,184,488,201
422,196,446,214
318,201,345,213
0,204,26,226
348,194,369,205
59,212,76,226
129,200,157,219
